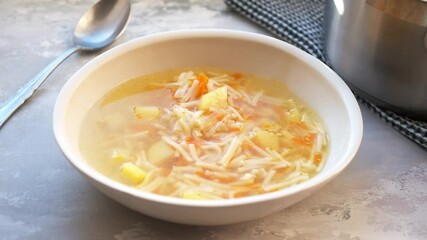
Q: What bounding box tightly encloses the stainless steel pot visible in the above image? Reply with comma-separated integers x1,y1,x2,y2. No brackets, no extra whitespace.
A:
324,0,427,119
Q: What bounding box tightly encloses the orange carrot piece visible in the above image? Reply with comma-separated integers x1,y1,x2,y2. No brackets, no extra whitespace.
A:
234,192,248,198
213,112,225,121
290,122,309,130
186,137,201,148
228,82,239,89
292,138,307,146
292,133,317,146
195,169,205,177
169,89,177,95
217,177,236,184
195,170,215,181
173,158,188,166
314,154,322,164
196,73,209,98
243,182,261,189
231,72,242,79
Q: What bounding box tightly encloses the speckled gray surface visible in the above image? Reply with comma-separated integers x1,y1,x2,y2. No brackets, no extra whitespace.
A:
0,0,426,239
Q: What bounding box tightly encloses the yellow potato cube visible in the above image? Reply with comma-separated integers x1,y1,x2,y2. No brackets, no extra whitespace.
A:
261,120,281,132
133,106,160,119
182,189,205,200
147,140,175,166
120,162,146,184
111,149,131,163
253,129,279,150
288,108,301,122
198,86,228,111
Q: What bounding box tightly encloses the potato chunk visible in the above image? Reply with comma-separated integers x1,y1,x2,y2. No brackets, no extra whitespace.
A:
147,140,175,166
288,108,301,122
111,149,131,163
120,162,146,184
182,189,205,200
198,86,228,111
133,106,160,119
253,129,279,150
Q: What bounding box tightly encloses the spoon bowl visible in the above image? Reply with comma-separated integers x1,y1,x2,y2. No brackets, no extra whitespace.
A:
74,0,131,50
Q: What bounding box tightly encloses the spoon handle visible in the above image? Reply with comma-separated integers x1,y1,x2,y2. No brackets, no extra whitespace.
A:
0,46,80,128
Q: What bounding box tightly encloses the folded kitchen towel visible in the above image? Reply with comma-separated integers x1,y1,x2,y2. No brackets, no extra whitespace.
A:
225,0,427,149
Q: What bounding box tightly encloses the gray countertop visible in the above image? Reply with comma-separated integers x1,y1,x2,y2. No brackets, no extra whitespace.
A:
0,1,426,239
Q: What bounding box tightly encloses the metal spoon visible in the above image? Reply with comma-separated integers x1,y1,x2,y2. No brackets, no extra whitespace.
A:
0,0,131,128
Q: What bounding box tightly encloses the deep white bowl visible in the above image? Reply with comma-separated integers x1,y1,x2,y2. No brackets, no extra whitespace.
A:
53,29,363,225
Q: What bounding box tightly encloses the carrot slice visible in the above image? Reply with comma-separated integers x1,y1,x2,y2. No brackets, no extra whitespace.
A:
196,73,209,98
290,122,309,130
234,192,248,198
292,133,317,146
173,158,188,166
185,137,201,148
195,169,205,177
231,72,242,80
213,112,225,121
314,154,322,164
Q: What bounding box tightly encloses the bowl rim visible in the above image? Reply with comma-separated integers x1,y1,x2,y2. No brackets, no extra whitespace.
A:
53,29,363,208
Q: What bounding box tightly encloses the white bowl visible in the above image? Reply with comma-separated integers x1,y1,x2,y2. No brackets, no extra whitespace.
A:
53,29,363,225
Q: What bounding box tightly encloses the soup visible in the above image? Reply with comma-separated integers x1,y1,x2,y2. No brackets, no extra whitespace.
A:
79,69,328,200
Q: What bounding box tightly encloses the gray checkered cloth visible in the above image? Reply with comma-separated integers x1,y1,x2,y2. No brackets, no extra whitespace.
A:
225,0,427,149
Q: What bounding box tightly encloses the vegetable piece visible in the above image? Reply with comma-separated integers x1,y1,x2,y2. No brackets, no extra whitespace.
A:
133,106,160,119
120,162,146,184
198,86,228,111
288,108,301,122
290,122,308,130
231,72,242,79
261,120,281,131
314,154,322,165
196,73,209,97
253,129,279,150
147,140,175,166
111,149,131,163
182,189,205,200
292,133,317,146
